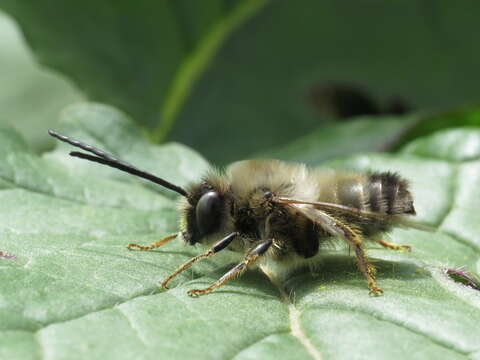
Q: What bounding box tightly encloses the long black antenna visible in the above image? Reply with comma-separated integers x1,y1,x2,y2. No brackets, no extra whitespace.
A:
48,130,189,197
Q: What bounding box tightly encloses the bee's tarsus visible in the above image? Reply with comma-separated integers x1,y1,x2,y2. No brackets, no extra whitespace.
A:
376,238,412,252
161,232,238,289
126,234,177,251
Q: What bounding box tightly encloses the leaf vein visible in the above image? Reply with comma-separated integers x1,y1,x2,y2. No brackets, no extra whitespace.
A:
153,0,270,141
116,307,149,347
272,280,322,360
229,331,290,360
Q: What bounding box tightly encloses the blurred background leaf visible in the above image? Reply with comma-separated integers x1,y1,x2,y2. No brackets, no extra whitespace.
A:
0,0,269,157
256,115,417,165
393,107,480,150
0,12,83,151
0,1,479,163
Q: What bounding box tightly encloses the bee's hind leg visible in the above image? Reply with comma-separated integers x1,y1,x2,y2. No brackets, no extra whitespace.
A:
374,237,411,252
187,239,273,297
326,218,383,296
353,243,383,296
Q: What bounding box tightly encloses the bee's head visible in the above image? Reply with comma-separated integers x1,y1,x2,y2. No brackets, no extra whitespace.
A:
180,177,231,245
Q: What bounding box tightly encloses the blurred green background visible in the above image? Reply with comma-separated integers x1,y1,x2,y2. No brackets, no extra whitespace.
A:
1,1,479,164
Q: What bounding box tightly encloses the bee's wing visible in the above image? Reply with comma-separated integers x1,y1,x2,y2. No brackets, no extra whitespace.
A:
273,197,435,232
284,203,348,238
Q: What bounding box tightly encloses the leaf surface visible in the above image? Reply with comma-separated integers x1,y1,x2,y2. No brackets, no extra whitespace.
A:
0,104,479,359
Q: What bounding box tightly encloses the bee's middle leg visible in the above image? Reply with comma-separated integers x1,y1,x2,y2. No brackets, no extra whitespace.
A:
187,239,273,297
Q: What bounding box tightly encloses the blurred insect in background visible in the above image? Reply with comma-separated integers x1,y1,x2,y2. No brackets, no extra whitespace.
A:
49,130,425,297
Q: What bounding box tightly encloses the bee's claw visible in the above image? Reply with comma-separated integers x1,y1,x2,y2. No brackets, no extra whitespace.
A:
187,289,202,297
187,288,212,297
369,287,384,296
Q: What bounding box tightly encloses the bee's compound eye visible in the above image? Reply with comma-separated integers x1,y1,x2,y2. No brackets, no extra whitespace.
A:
196,191,222,236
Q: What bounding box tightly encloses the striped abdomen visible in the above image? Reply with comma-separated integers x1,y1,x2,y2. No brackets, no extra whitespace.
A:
282,170,416,259
319,171,416,215
366,172,415,215
313,171,416,241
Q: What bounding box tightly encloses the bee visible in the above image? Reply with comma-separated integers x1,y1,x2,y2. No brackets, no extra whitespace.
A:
49,130,422,296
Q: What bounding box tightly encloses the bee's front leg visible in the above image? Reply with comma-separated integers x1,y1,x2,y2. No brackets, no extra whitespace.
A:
187,239,273,297
127,233,177,251
161,232,238,288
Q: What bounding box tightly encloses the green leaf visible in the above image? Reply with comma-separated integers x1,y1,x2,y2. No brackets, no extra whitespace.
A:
393,107,480,151
256,108,480,166
402,127,480,163
1,104,479,359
